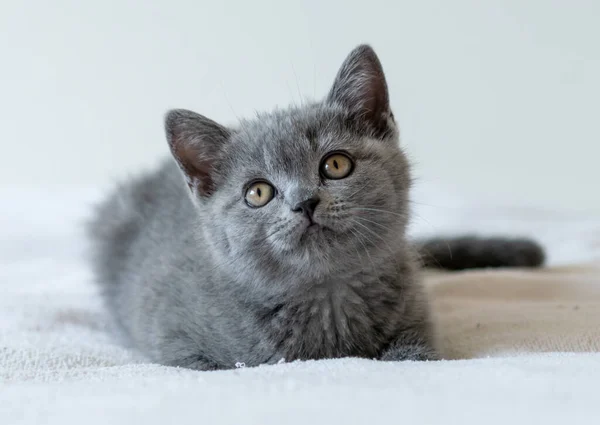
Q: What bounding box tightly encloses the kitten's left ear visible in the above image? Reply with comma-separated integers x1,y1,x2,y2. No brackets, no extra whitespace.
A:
165,109,231,197
327,45,394,137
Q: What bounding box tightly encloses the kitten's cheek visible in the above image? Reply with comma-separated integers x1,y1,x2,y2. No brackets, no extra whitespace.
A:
316,213,350,233
268,225,302,252
270,237,297,253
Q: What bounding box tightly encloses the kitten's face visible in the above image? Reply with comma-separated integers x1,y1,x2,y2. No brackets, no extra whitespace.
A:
166,45,411,284
207,104,410,279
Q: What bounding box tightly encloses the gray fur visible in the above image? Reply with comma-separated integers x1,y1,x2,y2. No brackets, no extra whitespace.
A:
417,236,545,270
88,45,540,370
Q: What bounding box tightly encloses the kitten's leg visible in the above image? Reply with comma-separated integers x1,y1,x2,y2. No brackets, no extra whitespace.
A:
379,326,439,361
155,328,226,371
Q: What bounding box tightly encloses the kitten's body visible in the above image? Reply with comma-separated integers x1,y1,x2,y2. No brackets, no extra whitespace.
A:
93,159,432,369
89,46,543,370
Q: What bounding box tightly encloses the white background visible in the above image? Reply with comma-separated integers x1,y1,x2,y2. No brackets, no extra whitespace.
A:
1,0,598,212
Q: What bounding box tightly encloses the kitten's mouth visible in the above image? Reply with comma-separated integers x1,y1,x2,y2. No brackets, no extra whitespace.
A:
303,221,333,237
306,223,320,234
297,220,333,244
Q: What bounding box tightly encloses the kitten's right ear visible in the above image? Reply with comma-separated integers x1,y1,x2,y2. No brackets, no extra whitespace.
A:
327,45,393,138
165,109,230,197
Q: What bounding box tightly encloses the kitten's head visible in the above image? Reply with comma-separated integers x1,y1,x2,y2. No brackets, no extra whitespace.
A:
165,45,411,286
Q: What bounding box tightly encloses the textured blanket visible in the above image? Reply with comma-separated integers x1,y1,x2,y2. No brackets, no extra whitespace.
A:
2,186,600,424
429,265,600,358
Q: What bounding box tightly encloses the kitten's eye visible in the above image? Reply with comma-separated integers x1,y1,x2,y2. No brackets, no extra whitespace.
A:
245,181,275,208
321,152,354,180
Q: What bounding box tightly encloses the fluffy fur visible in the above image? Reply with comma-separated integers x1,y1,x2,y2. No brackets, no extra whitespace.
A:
417,236,544,270
88,45,543,370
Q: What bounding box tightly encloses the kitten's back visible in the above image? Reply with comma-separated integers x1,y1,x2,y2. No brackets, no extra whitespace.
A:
87,160,190,288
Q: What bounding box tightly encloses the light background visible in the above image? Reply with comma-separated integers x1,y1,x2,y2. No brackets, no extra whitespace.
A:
1,0,598,212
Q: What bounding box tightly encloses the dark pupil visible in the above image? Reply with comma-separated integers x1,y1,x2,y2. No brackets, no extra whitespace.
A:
333,159,339,169
256,187,262,197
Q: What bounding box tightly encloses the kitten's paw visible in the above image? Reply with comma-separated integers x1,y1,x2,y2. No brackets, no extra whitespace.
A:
168,355,223,371
379,344,439,362
185,359,223,371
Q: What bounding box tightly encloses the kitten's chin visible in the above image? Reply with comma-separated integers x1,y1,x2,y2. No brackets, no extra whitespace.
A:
298,222,338,246
302,223,325,238
271,221,343,265
306,223,320,234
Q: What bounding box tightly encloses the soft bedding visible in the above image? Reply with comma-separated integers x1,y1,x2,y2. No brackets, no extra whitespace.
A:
2,186,600,424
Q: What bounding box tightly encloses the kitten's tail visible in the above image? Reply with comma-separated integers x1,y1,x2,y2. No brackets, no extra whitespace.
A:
415,236,545,271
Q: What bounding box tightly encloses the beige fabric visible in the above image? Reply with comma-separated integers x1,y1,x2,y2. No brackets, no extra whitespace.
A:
427,264,600,359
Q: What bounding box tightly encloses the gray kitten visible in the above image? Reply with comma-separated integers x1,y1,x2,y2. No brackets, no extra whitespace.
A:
88,45,544,370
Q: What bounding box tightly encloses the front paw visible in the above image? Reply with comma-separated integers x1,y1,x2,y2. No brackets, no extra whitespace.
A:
379,344,439,362
167,355,224,371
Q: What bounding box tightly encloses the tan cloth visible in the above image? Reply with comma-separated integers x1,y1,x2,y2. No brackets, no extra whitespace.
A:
427,264,600,359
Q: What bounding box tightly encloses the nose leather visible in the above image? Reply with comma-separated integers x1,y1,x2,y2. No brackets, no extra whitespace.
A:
292,197,320,220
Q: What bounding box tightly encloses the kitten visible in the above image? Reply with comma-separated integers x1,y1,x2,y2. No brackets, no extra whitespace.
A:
88,45,544,370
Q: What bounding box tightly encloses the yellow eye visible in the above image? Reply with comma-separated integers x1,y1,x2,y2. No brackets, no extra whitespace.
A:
321,153,354,180
245,181,275,207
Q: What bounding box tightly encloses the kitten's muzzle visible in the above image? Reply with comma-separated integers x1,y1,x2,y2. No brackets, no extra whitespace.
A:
292,197,320,223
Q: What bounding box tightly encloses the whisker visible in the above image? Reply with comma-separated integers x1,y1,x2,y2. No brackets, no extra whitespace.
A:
345,230,365,268
415,243,446,270
353,216,395,232
290,61,304,107
348,228,370,270
353,205,442,236
218,80,241,122
285,79,298,107
408,200,446,208
350,207,407,218
350,206,451,267
249,220,294,248
349,226,376,271
410,212,440,234
351,219,394,254
346,182,371,199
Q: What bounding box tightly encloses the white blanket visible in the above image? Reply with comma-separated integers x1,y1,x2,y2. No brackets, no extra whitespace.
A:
2,185,600,424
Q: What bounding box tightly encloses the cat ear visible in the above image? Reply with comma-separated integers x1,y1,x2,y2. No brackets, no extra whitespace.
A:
165,109,231,197
327,45,393,136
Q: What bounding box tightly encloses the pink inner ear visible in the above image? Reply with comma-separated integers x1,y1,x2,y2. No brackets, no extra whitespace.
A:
327,45,392,135
172,139,215,197
361,70,389,122
165,109,230,197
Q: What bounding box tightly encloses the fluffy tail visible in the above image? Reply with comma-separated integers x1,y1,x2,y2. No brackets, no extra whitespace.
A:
416,236,545,271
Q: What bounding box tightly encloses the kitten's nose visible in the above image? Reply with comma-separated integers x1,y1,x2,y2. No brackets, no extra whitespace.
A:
292,197,320,220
